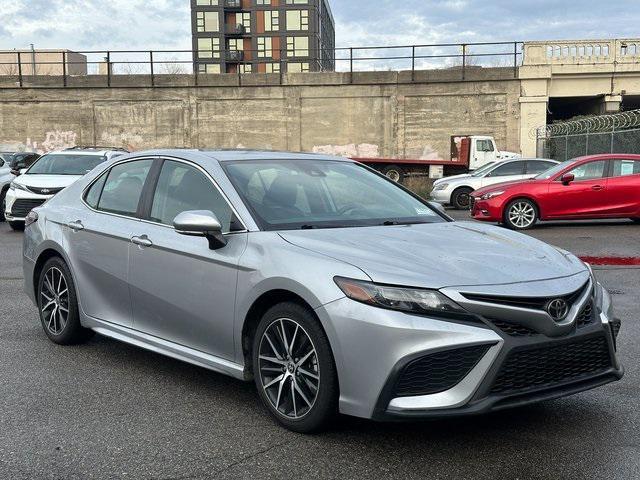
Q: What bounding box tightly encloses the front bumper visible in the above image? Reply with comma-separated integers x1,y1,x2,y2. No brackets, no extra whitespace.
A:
470,197,504,222
4,188,51,222
429,188,452,205
316,284,623,420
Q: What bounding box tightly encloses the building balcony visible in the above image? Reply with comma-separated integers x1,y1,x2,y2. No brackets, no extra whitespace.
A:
224,0,242,10
225,24,246,36
225,50,244,62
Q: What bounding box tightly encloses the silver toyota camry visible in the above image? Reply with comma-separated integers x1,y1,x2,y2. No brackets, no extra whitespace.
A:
23,150,623,432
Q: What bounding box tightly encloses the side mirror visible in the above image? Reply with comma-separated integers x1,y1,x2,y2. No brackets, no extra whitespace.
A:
10,169,20,176
173,210,227,250
561,173,575,186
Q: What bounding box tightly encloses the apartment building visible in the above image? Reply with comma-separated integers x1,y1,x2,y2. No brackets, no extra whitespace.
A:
191,0,335,74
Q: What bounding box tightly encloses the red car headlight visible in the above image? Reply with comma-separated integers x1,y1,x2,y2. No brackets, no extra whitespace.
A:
479,190,505,201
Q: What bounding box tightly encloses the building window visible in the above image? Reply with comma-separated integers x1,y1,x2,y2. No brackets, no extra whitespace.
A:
285,0,308,4
235,12,251,33
198,37,221,58
286,36,309,57
239,64,253,74
196,11,219,32
196,0,219,4
265,62,280,73
256,0,271,4
228,38,243,51
287,62,309,73
264,10,279,31
257,37,273,58
286,10,308,30
198,63,222,74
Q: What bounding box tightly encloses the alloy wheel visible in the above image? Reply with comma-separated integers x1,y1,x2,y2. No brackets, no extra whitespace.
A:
40,267,70,336
508,201,536,229
258,318,320,419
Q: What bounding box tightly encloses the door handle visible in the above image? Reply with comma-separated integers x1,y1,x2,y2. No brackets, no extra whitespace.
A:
67,220,84,231
131,235,153,248
591,185,605,191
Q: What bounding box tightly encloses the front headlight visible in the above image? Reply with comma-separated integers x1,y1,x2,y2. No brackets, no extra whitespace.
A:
334,277,466,316
9,181,29,192
479,190,505,200
433,183,449,191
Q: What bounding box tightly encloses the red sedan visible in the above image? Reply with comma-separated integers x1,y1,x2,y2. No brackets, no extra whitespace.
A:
470,154,640,230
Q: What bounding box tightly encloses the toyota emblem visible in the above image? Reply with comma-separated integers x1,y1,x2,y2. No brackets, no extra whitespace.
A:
546,299,570,321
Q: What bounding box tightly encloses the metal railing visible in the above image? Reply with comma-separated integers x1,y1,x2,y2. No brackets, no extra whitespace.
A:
0,41,524,88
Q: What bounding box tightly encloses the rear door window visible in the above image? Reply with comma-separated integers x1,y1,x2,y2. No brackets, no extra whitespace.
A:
611,159,640,177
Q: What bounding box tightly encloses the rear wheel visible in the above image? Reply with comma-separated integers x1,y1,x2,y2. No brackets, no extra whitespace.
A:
451,187,473,210
382,165,405,183
37,257,94,345
9,221,24,231
504,199,538,230
252,302,338,433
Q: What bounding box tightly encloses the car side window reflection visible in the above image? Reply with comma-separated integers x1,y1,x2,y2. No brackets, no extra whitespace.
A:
150,160,233,233
97,160,153,216
487,162,524,177
566,161,606,181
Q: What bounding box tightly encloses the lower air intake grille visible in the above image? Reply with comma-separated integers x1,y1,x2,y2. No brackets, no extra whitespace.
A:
577,302,594,328
490,335,611,395
489,319,539,337
10,199,46,218
395,344,492,397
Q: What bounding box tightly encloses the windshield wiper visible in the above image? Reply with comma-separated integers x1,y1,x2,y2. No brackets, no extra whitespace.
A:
381,220,431,226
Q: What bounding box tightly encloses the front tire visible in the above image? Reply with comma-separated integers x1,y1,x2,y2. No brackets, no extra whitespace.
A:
504,198,539,230
0,188,7,222
451,187,473,210
37,257,94,345
9,221,24,231
252,302,338,433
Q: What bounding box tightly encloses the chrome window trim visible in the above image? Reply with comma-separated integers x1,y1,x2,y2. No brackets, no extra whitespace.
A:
81,155,249,235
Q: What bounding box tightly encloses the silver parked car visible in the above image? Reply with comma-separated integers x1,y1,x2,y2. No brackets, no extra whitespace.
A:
23,150,623,432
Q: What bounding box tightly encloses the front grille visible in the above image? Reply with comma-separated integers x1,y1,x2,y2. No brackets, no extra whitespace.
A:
395,344,492,397
489,319,539,337
577,302,594,328
10,199,46,217
463,282,589,311
26,186,64,195
490,335,612,395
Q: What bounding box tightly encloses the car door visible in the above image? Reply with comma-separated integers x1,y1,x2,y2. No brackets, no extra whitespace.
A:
63,158,154,327
128,158,248,360
604,158,640,216
480,160,526,187
544,160,608,218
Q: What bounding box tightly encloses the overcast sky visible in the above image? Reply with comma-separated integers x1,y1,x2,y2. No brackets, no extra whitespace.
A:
0,0,636,52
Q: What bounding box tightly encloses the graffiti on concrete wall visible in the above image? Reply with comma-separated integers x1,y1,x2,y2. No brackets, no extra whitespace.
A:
312,143,380,158
0,130,78,154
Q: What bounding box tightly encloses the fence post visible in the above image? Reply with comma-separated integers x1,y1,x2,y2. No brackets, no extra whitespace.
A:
17,51,23,87
610,122,616,153
461,44,466,80
150,51,154,87
62,51,67,87
106,51,111,87
565,132,569,161
513,42,518,78
349,47,353,83
585,124,589,155
411,45,416,82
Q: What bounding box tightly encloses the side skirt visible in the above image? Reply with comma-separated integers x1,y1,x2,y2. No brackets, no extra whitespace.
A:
82,316,247,381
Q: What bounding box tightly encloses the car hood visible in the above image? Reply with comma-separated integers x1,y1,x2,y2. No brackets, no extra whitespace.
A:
472,178,539,196
15,174,83,188
433,173,471,185
279,221,586,289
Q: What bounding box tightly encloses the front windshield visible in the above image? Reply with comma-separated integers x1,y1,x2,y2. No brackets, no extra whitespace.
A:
471,162,497,177
535,159,574,180
223,160,446,230
27,154,107,175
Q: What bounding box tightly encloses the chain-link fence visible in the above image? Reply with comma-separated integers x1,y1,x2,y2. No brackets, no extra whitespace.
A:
537,110,640,161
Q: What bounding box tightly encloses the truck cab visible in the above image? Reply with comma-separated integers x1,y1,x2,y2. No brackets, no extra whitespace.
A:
453,135,520,171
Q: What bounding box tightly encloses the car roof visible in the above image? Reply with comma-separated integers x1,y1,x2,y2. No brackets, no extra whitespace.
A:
571,153,640,162
46,149,116,157
128,149,349,163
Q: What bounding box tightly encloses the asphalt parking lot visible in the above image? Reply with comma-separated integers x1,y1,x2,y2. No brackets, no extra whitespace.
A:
1,216,638,480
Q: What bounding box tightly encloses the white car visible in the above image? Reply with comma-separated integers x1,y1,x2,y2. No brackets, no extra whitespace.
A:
430,158,559,210
432,161,499,188
4,147,127,230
